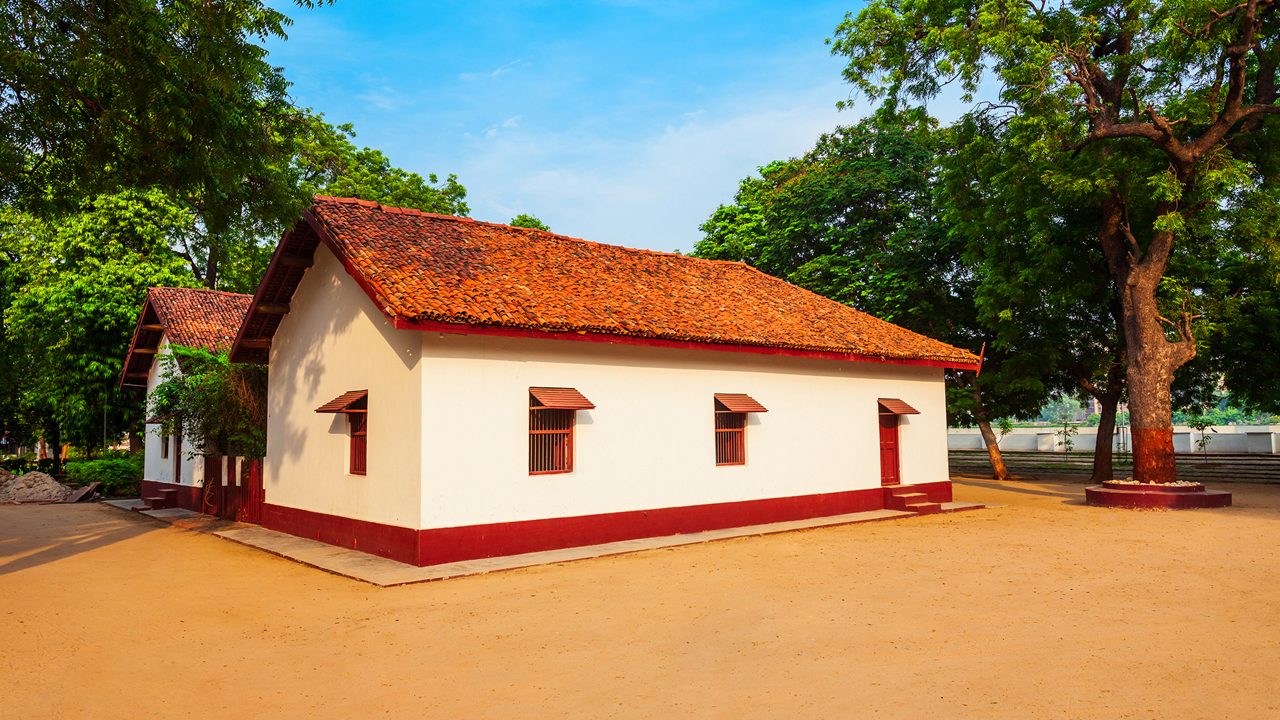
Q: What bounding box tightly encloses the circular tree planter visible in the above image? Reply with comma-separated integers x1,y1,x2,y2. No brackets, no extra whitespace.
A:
1085,481,1232,509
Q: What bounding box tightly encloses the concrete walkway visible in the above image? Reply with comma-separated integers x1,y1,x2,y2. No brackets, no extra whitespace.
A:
103,498,983,586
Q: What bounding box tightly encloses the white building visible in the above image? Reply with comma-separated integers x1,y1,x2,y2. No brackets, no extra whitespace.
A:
122,287,253,511
228,197,980,566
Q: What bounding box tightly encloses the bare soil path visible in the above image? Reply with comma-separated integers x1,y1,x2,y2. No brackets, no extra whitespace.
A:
2,477,1278,719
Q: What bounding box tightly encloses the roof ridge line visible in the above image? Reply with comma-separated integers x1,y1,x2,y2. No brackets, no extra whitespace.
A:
312,195,755,269
150,286,254,299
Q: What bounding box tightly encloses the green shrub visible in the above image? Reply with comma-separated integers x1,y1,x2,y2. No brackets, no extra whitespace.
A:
0,457,33,474
64,454,143,496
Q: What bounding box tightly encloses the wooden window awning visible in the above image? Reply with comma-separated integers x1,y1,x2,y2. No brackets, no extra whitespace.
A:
316,390,369,413
714,393,768,413
878,398,920,415
529,387,595,410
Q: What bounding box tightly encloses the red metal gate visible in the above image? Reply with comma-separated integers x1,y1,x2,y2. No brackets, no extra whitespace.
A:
202,455,225,517
202,456,263,522
879,414,901,486
237,459,263,524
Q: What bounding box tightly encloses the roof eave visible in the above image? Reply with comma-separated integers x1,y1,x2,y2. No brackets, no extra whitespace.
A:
393,316,980,370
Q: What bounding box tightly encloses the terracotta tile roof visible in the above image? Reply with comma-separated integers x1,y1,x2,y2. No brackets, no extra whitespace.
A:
715,393,769,413
232,197,978,368
147,287,253,352
121,288,253,387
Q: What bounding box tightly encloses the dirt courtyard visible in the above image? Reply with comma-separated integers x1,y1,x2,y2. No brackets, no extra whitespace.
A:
2,478,1278,719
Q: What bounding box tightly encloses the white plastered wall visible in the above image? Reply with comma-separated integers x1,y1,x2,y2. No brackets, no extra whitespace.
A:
418,333,950,529
141,336,205,486
264,245,423,528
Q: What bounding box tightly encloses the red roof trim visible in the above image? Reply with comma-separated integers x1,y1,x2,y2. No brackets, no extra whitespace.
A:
714,393,768,413
529,387,596,410
316,390,368,413
395,317,979,371
878,398,921,415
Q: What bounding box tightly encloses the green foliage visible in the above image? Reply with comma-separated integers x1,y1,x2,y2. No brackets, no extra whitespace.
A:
292,113,469,216
1055,421,1079,453
5,190,197,450
148,346,267,458
694,112,1051,425
831,0,1280,433
509,214,550,231
0,2,470,459
64,454,143,495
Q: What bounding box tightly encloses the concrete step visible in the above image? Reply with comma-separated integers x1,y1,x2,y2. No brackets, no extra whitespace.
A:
140,495,172,510
886,491,929,511
906,502,942,515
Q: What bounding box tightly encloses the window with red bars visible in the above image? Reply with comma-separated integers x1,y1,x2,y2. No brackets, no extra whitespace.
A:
529,395,574,474
348,412,367,475
715,399,747,465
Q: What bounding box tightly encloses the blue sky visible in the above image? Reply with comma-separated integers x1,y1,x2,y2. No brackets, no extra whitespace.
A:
266,1,866,252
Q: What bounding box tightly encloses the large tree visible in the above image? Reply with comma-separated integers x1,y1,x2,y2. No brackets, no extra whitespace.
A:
947,113,1129,481
833,0,1280,483
5,190,197,456
695,113,1051,479
0,1,335,288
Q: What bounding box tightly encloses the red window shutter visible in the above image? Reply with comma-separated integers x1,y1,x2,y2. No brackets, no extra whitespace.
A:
714,398,750,465
529,391,579,474
349,413,367,475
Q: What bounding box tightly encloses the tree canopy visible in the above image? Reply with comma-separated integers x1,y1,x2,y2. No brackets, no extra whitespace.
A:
831,0,1280,482
0,1,470,457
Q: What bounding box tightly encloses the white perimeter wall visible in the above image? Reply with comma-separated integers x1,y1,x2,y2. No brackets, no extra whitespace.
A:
419,333,950,529
265,245,423,528
142,337,204,486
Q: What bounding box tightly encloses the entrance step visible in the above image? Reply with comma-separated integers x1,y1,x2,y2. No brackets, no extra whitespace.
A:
885,491,928,511
140,496,169,510
905,501,942,515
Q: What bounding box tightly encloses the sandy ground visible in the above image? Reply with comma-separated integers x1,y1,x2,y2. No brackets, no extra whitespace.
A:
2,477,1278,720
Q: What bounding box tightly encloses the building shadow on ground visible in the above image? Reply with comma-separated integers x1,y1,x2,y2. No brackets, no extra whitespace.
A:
953,477,1085,501
0,505,154,576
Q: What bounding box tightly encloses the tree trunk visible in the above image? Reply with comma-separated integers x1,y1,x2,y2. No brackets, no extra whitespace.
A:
1090,393,1119,483
128,431,143,453
976,417,1010,481
1119,263,1191,483
204,244,219,289
1099,198,1194,485
46,421,62,476
969,383,1009,481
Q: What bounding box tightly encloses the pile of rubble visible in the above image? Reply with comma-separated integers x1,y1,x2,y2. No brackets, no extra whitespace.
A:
0,470,73,503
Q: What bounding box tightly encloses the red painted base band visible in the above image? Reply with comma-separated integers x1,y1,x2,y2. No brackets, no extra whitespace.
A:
258,480,955,566
140,479,204,513
1085,485,1232,509
260,503,419,563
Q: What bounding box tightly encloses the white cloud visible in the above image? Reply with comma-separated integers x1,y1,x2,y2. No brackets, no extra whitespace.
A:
459,59,530,82
456,81,855,251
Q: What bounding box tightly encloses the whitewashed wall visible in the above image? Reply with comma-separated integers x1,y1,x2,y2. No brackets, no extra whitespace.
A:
418,333,950,529
265,246,423,528
142,337,205,486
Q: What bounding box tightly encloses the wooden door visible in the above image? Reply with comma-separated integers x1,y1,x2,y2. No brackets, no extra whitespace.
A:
237,459,263,524
879,414,900,486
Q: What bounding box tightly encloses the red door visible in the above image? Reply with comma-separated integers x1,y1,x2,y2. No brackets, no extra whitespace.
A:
879,414,900,486
237,459,264,524
202,455,223,516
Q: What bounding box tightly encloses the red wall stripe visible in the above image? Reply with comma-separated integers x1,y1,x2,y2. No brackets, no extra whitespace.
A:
257,481,953,567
